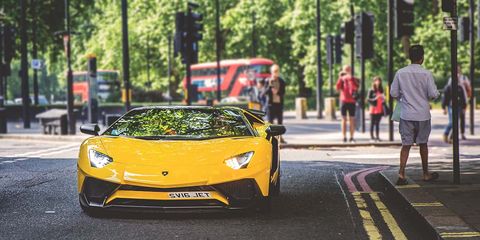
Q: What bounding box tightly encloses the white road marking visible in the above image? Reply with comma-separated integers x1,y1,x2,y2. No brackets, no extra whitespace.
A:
7,143,78,158
0,145,79,165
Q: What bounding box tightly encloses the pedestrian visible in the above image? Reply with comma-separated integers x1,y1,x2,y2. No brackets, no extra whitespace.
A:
446,65,472,140
390,44,440,185
442,79,467,143
256,79,269,115
336,65,359,143
367,76,385,142
265,64,286,143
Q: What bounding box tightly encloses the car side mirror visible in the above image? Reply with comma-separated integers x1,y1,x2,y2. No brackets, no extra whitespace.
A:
265,125,286,139
80,124,100,136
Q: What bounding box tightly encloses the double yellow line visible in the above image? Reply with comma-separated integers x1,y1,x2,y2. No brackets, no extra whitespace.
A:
352,192,407,240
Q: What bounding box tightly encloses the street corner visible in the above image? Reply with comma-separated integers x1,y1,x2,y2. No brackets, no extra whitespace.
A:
379,169,480,239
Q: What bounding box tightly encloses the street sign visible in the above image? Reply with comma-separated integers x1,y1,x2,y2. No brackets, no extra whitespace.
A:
31,59,43,69
444,17,457,30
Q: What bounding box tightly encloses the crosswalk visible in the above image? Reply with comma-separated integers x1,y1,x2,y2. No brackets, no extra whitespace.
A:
0,143,79,165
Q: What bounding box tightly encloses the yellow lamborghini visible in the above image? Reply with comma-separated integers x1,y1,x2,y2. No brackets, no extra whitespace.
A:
77,106,285,214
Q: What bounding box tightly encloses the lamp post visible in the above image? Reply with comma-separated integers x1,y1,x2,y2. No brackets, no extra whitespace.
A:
316,0,324,119
121,0,131,111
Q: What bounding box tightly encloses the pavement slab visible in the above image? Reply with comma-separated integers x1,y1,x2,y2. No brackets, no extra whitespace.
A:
380,166,480,239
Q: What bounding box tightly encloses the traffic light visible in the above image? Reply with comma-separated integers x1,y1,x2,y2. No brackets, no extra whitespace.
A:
2,25,15,64
0,25,15,76
355,12,375,59
174,12,187,59
394,0,414,38
174,4,203,65
334,34,343,64
186,3,203,64
341,20,354,45
326,35,334,65
459,16,470,42
442,0,455,13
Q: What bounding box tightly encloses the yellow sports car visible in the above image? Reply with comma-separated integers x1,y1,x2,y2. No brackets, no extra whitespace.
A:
77,106,285,214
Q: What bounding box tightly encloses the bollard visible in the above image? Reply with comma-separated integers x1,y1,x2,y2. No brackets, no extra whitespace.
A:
324,97,337,120
295,97,307,119
60,114,68,135
0,108,6,133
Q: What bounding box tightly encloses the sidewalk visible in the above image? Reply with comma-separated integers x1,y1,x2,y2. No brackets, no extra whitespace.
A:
380,159,480,239
282,109,480,148
1,109,480,148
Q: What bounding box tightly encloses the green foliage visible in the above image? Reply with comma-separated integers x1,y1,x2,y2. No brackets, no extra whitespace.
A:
2,0,479,103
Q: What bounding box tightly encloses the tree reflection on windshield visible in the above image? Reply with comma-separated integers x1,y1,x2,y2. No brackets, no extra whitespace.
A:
103,108,252,139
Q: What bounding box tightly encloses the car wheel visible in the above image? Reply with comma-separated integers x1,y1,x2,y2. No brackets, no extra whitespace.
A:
271,172,280,196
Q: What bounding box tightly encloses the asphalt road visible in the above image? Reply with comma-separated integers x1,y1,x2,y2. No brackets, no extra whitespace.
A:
0,139,434,240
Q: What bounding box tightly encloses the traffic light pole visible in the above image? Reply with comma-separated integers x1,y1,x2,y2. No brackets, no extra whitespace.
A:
469,0,475,135
316,0,323,119
350,4,355,81
215,0,221,102
450,1,460,184
20,0,30,129
121,0,131,111
64,0,75,134
360,49,366,133
388,0,394,141
31,0,39,106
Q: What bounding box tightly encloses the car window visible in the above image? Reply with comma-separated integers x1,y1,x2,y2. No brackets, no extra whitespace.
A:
103,108,252,139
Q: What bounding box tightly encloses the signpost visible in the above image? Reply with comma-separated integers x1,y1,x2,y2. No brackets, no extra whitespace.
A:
442,0,460,184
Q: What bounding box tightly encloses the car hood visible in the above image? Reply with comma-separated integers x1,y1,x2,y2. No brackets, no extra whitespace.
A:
99,136,262,166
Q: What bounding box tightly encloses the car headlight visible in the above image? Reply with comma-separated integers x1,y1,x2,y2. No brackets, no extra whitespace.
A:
88,149,113,168
224,151,254,170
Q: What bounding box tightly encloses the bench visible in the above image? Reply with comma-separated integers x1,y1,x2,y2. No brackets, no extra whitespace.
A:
36,109,68,135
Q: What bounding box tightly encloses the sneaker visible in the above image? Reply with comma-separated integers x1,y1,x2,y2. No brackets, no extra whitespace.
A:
349,138,356,143
462,135,467,140
443,134,448,143
343,137,347,143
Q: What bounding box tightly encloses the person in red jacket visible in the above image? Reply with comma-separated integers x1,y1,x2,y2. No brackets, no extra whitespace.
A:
336,65,359,143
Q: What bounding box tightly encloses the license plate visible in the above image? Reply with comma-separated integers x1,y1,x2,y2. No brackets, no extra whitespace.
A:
168,192,212,199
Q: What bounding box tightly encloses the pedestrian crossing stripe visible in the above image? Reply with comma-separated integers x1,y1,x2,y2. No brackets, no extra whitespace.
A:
440,232,480,238
411,202,444,207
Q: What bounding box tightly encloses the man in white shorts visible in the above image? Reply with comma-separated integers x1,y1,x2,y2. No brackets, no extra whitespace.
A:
390,44,440,185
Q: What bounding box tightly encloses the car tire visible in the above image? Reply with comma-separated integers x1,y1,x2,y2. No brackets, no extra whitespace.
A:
271,173,280,196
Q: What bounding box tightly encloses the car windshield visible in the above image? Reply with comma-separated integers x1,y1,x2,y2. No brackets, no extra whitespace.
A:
103,108,252,139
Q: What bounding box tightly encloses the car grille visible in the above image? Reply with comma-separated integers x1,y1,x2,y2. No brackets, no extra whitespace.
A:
213,179,257,200
108,199,225,208
118,185,216,192
82,177,119,205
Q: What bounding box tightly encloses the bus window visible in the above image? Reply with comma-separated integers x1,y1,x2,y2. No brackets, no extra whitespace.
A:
249,64,271,74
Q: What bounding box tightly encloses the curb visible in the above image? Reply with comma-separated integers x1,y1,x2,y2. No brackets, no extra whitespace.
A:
280,141,402,149
0,133,404,147
0,134,87,142
379,170,480,240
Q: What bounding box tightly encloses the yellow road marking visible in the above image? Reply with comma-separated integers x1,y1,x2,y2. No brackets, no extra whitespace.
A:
411,202,444,207
395,184,420,189
352,193,382,240
370,193,407,240
440,232,480,238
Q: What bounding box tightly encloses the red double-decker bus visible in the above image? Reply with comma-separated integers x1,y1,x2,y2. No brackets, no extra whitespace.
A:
73,70,121,103
183,58,274,102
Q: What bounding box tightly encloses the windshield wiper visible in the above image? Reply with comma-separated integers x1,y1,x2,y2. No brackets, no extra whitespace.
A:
133,136,168,140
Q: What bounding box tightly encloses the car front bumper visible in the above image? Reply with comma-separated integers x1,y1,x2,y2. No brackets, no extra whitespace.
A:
79,176,265,211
